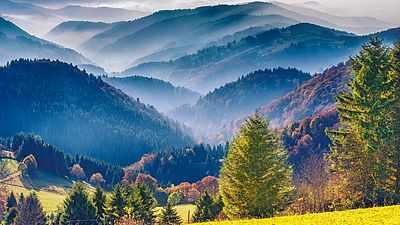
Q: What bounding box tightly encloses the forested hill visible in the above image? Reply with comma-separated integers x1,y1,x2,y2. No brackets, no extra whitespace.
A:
260,62,352,127
0,59,194,165
103,75,200,112
169,67,311,138
0,17,90,66
124,23,400,93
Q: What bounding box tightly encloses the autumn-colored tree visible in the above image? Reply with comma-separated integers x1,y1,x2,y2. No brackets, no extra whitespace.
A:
136,173,158,191
70,164,86,180
90,172,106,186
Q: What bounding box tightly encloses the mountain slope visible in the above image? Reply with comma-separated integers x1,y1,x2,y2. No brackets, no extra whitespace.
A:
45,21,117,50
260,62,352,127
125,23,399,93
0,17,90,66
0,59,194,165
168,67,311,138
103,75,201,112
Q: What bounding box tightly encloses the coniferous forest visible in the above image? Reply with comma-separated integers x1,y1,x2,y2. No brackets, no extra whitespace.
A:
0,1,399,225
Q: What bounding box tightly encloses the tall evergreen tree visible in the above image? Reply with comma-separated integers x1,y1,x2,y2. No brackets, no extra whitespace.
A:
219,114,293,219
6,191,17,209
5,191,18,225
328,38,399,207
104,184,125,224
60,182,97,225
92,185,106,220
159,204,182,225
136,182,157,224
14,192,46,225
192,191,215,222
388,40,400,203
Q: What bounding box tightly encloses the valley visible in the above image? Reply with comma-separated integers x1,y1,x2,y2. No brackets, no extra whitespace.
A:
0,1,399,224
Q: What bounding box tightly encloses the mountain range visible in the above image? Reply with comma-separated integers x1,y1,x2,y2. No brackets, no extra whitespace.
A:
124,23,400,93
41,2,394,73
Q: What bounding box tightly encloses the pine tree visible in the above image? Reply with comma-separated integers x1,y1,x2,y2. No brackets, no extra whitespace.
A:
328,38,398,207
6,191,17,209
159,204,182,225
136,182,157,224
5,191,18,225
388,40,400,202
92,185,106,220
60,182,97,225
219,114,293,219
104,184,125,224
192,191,215,222
14,192,46,225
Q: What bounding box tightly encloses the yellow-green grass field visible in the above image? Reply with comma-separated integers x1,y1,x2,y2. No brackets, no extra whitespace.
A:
197,205,400,225
156,204,196,224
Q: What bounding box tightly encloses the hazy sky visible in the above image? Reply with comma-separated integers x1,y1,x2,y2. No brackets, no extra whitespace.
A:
88,0,399,24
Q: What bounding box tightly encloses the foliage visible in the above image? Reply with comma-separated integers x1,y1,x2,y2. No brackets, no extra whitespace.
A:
60,182,97,225
136,173,158,191
14,192,46,225
104,184,125,223
165,176,219,204
327,38,400,208
128,144,227,185
167,192,181,206
90,173,106,186
159,204,183,225
70,164,86,180
219,114,293,219
192,191,221,223
92,185,106,220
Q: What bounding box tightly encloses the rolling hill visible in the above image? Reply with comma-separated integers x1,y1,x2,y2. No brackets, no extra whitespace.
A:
168,67,311,138
0,59,194,165
103,75,201,112
0,17,91,66
125,23,399,93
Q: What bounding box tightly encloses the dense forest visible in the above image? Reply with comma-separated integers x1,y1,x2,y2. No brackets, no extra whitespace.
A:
0,59,194,165
169,67,311,137
126,144,228,185
103,75,200,112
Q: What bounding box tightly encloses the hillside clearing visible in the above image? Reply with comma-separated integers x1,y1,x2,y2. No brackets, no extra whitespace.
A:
197,205,400,225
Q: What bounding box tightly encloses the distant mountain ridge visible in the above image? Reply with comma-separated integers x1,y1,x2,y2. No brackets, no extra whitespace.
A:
103,75,201,112
124,23,400,93
0,59,194,165
0,17,91,66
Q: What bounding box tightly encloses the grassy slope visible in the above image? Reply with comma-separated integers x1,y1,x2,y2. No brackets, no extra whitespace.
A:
197,205,400,225
2,159,84,212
